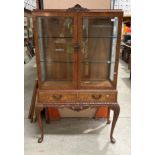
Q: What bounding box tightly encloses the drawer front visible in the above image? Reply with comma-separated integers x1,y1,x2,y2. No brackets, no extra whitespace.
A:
38,92,77,103
78,92,117,102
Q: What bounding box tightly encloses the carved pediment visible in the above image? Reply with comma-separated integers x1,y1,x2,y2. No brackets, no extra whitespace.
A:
67,4,89,12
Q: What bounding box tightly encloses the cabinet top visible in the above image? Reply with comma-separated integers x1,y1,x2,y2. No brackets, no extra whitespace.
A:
32,4,123,15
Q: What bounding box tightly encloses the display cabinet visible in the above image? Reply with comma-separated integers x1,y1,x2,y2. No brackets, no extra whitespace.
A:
30,4,123,143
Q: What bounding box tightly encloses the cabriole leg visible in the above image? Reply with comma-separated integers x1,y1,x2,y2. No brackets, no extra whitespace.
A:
35,107,44,143
110,104,120,143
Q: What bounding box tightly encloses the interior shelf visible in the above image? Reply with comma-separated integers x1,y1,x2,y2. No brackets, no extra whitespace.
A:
80,60,115,63
38,36,73,38
40,60,74,63
82,36,117,38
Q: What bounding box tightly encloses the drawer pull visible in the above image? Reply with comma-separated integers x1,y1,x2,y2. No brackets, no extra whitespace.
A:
106,94,110,98
91,94,102,100
52,94,62,100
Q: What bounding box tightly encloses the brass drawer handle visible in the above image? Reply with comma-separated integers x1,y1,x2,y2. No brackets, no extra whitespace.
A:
91,94,102,100
52,94,62,100
105,94,110,98
74,43,80,51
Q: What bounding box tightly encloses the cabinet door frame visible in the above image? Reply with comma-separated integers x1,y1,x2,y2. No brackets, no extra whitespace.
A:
77,11,123,89
33,11,78,90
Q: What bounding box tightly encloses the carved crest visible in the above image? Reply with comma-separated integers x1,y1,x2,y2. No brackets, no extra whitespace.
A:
67,4,89,12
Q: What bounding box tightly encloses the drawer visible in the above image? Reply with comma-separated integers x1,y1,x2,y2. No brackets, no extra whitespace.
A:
38,92,77,103
78,92,117,102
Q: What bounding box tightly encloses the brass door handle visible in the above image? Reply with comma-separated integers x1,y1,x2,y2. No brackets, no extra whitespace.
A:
74,43,80,51
52,94,62,100
91,94,102,100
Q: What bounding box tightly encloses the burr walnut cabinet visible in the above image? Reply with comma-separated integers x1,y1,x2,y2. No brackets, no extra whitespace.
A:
30,4,123,143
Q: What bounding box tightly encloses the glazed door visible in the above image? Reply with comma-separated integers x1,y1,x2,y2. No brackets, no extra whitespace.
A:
78,13,122,89
34,12,78,89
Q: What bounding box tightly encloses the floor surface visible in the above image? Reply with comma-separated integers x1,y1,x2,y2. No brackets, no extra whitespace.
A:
24,57,131,155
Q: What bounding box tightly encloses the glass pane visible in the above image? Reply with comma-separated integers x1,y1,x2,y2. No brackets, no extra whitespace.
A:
80,17,118,86
38,38,74,62
81,62,115,80
37,17,73,37
80,38,115,61
40,62,73,81
37,17,74,84
83,17,117,38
